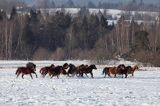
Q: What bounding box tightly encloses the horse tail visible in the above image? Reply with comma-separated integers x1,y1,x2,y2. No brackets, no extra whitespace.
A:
39,68,43,74
15,68,20,75
102,68,106,75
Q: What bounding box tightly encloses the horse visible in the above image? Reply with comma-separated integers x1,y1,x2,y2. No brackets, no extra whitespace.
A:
115,64,130,78
39,64,55,77
48,66,65,78
75,64,88,77
102,67,117,78
15,67,38,79
81,64,97,78
67,64,77,77
103,64,129,78
26,62,36,71
127,65,139,76
61,63,69,75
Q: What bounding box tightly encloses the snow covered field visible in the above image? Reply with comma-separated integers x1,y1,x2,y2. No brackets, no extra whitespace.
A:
0,60,160,106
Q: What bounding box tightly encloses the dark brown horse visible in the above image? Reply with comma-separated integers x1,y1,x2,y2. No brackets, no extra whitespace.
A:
81,64,97,78
16,67,38,79
26,62,36,71
16,62,37,79
115,64,130,78
127,65,139,76
67,64,77,77
39,64,55,77
48,66,65,78
61,63,69,75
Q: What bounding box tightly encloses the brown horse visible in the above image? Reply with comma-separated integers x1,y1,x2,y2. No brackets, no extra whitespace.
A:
102,67,117,78
127,65,139,76
26,62,36,71
16,67,38,79
61,63,69,75
75,64,88,77
115,64,127,78
39,64,55,77
67,64,77,77
81,64,97,78
103,64,130,78
48,66,65,78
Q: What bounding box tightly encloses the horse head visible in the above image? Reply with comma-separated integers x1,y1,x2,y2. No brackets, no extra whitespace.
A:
90,64,97,70
63,63,69,69
50,64,55,68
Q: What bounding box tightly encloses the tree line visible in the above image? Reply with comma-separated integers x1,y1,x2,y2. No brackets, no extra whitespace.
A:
0,7,160,66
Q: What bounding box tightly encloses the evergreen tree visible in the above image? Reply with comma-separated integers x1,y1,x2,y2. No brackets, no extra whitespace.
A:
131,31,150,51
10,7,17,20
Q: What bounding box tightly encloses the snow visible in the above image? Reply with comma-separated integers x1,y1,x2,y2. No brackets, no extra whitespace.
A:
0,60,160,106
40,8,159,18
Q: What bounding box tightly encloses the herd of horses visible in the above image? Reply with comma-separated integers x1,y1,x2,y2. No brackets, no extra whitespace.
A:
15,62,139,79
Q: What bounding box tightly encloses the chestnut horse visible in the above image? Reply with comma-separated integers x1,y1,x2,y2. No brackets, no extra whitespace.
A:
103,64,131,78
81,64,97,78
16,62,37,79
102,67,117,78
39,64,55,77
127,65,139,76
16,67,38,79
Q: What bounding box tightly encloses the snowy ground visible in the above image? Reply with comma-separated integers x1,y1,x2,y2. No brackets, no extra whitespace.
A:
0,60,160,106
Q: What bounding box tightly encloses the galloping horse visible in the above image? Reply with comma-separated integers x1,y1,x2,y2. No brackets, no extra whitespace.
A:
103,64,131,78
61,63,69,75
127,65,139,76
81,64,97,78
16,62,38,79
75,64,87,77
67,64,77,77
102,67,117,78
39,64,55,77
48,66,65,78
115,64,128,78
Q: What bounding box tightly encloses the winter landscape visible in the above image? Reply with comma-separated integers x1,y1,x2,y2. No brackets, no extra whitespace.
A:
1,0,160,105
0,60,160,106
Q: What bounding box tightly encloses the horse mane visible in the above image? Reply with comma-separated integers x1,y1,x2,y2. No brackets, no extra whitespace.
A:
133,65,139,71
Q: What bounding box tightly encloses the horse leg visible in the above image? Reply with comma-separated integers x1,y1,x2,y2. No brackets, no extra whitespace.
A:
34,73,38,78
76,72,79,77
104,73,106,78
22,74,24,79
67,73,71,77
81,73,84,77
132,73,134,77
44,71,48,78
57,75,59,79
114,74,116,78
108,73,111,78
16,72,20,78
51,73,55,78
125,74,128,78
85,73,89,77
91,72,94,78
30,74,33,79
